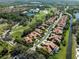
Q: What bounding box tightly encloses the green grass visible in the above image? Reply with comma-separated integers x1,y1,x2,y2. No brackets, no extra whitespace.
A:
11,11,49,40
0,54,11,59
48,28,70,59
73,19,76,23
0,46,3,53
0,23,8,35
0,41,14,59
72,18,76,59
72,35,76,59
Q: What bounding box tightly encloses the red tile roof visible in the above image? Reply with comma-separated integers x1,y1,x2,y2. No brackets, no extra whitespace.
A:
35,28,43,34
46,16,57,25
49,34,62,42
41,41,59,53
53,28,63,34
58,15,68,27
24,37,33,43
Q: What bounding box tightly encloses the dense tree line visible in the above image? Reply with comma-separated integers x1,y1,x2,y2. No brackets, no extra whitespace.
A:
0,13,28,22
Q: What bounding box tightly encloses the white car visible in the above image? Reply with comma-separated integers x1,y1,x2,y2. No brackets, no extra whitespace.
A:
76,48,79,59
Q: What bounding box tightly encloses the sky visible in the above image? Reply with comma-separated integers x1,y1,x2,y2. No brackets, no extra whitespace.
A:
0,0,79,3
0,0,15,2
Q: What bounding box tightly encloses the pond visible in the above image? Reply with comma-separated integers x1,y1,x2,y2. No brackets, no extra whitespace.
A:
26,13,35,17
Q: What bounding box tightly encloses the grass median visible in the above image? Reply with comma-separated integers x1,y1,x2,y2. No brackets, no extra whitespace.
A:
72,34,76,59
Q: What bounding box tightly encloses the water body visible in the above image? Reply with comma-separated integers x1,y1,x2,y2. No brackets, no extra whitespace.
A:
74,13,79,20
26,13,35,16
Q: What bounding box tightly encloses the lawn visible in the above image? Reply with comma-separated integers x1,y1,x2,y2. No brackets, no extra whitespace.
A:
11,11,52,41
73,18,76,23
0,54,11,59
72,35,76,59
0,46,3,53
0,23,8,35
48,28,70,59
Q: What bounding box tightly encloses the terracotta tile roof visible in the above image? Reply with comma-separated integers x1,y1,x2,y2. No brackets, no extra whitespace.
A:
53,28,63,34
41,41,59,53
49,34,62,42
46,16,57,25
42,23,48,27
30,31,40,39
24,37,33,43
58,15,67,27
38,26,45,30
35,28,43,34
24,31,41,43
42,45,52,53
56,27,63,30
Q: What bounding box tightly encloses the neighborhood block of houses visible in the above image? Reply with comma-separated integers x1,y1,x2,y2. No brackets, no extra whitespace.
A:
24,15,68,54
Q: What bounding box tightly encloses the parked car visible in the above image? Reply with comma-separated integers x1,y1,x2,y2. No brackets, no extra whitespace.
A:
76,46,79,59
